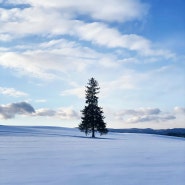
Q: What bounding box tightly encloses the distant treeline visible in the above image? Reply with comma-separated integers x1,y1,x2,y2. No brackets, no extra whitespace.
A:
109,128,185,138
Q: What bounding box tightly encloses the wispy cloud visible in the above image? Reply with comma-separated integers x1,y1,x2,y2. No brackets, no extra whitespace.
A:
0,86,28,97
0,0,176,84
0,46,93,80
0,33,12,41
0,1,173,57
35,99,47,103
60,74,136,99
61,87,85,99
0,38,125,80
4,0,148,22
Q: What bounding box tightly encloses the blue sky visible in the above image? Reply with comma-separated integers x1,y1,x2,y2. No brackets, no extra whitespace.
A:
0,0,185,129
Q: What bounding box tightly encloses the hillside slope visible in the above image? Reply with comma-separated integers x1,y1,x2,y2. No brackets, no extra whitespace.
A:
0,126,185,185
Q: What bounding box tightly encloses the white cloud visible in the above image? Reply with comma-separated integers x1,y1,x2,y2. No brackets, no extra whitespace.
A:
115,107,177,123
99,73,139,98
0,33,12,41
0,52,57,80
0,44,95,79
77,23,173,58
34,108,56,117
117,108,161,117
5,0,149,22
61,87,85,99
0,86,28,97
34,107,80,120
0,102,35,119
99,57,119,68
0,102,79,120
0,47,9,52
74,22,171,57
60,74,136,99
126,115,176,123
103,75,136,90
116,107,160,120
35,99,47,103
0,38,130,80
174,107,185,114
0,2,173,57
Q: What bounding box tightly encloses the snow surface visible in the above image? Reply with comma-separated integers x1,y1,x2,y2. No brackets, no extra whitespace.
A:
0,126,185,185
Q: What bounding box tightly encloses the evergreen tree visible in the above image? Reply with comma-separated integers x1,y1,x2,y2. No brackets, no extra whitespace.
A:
79,78,108,137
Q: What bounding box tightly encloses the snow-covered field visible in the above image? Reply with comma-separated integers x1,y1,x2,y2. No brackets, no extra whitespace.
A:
0,126,185,185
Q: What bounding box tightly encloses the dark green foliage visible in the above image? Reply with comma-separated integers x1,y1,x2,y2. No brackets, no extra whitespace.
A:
166,133,185,138
79,78,108,137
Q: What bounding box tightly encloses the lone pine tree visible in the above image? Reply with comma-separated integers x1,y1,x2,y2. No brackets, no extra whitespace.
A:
79,77,108,138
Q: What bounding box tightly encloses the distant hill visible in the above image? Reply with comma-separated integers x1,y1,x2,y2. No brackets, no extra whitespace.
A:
109,128,185,138
1,125,185,138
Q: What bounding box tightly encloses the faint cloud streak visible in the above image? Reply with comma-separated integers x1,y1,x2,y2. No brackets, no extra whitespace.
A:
0,86,28,97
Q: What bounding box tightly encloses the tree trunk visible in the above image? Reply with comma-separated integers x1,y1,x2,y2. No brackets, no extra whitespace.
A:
92,123,95,138
92,130,95,138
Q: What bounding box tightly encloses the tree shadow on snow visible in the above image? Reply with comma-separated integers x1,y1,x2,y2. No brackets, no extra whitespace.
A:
71,135,118,140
